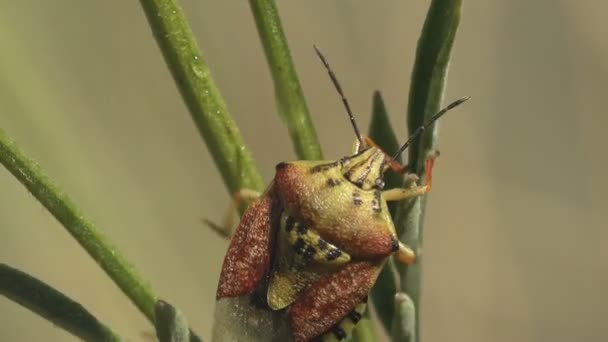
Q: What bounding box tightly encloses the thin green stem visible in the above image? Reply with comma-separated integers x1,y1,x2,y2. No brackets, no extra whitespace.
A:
0,263,121,342
249,0,323,160
394,1,463,341
391,293,416,342
155,300,190,342
367,91,403,334
0,129,158,323
140,0,264,196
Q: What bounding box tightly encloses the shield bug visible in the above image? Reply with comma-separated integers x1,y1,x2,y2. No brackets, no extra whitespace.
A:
215,46,469,342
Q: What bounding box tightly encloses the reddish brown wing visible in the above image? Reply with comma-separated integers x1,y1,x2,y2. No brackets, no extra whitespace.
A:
288,261,379,342
216,188,277,299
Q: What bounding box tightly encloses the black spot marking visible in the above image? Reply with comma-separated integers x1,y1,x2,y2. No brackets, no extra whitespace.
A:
326,178,341,187
355,167,372,185
285,216,296,232
353,198,363,206
293,238,306,254
331,326,347,340
296,223,308,235
326,248,342,261
348,310,362,323
303,246,316,262
311,161,339,174
391,238,399,252
372,190,382,213
275,162,289,171
317,238,328,250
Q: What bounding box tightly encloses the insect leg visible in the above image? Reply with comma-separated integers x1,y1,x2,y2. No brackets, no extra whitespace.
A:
204,189,262,239
381,153,438,201
395,243,416,265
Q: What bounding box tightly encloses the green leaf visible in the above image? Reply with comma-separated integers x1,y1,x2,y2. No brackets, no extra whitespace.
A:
0,263,121,342
154,300,190,342
0,128,158,324
406,0,463,174
394,1,464,341
139,0,264,197
249,0,323,160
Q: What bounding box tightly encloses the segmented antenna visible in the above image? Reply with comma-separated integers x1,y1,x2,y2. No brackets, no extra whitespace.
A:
313,45,364,145
389,96,471,163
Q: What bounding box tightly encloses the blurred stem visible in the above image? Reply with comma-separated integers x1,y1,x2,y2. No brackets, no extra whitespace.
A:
395,1,463,341
0,129,159,324
155,300,190,342
249,0,323,160
391,293,416,342
367,91,403,334
0,263,121,342
140,0,264,198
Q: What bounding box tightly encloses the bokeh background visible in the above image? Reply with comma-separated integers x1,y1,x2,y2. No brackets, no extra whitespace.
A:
1,1,607,341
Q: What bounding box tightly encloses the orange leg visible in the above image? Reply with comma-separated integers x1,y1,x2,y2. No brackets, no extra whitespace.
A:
382,153,438,201
382,153,438,265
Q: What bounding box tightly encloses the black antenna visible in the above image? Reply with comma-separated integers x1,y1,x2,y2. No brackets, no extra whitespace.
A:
313,45,364,145
389,96,471,163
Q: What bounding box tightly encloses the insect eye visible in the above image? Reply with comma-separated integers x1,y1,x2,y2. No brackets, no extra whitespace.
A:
374,178,385,189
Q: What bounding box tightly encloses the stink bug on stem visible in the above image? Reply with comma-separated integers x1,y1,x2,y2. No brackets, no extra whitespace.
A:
213,46,469,342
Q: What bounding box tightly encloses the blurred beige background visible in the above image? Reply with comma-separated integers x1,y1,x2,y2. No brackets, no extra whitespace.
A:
1,1,607,341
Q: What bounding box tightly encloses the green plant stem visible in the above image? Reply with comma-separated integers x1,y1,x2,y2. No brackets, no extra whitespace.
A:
249,0,322,160
155,300,190,342
391,292,416,342
406,0,463,174
0,263,121,342
0,129,158,323
367,91,403,334
140,0,264,197
395,1,463,341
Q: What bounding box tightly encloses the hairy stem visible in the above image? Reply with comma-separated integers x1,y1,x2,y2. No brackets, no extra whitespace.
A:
140,0,264,196
0,263,121,342
249,0,322,160
0,129,159,323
